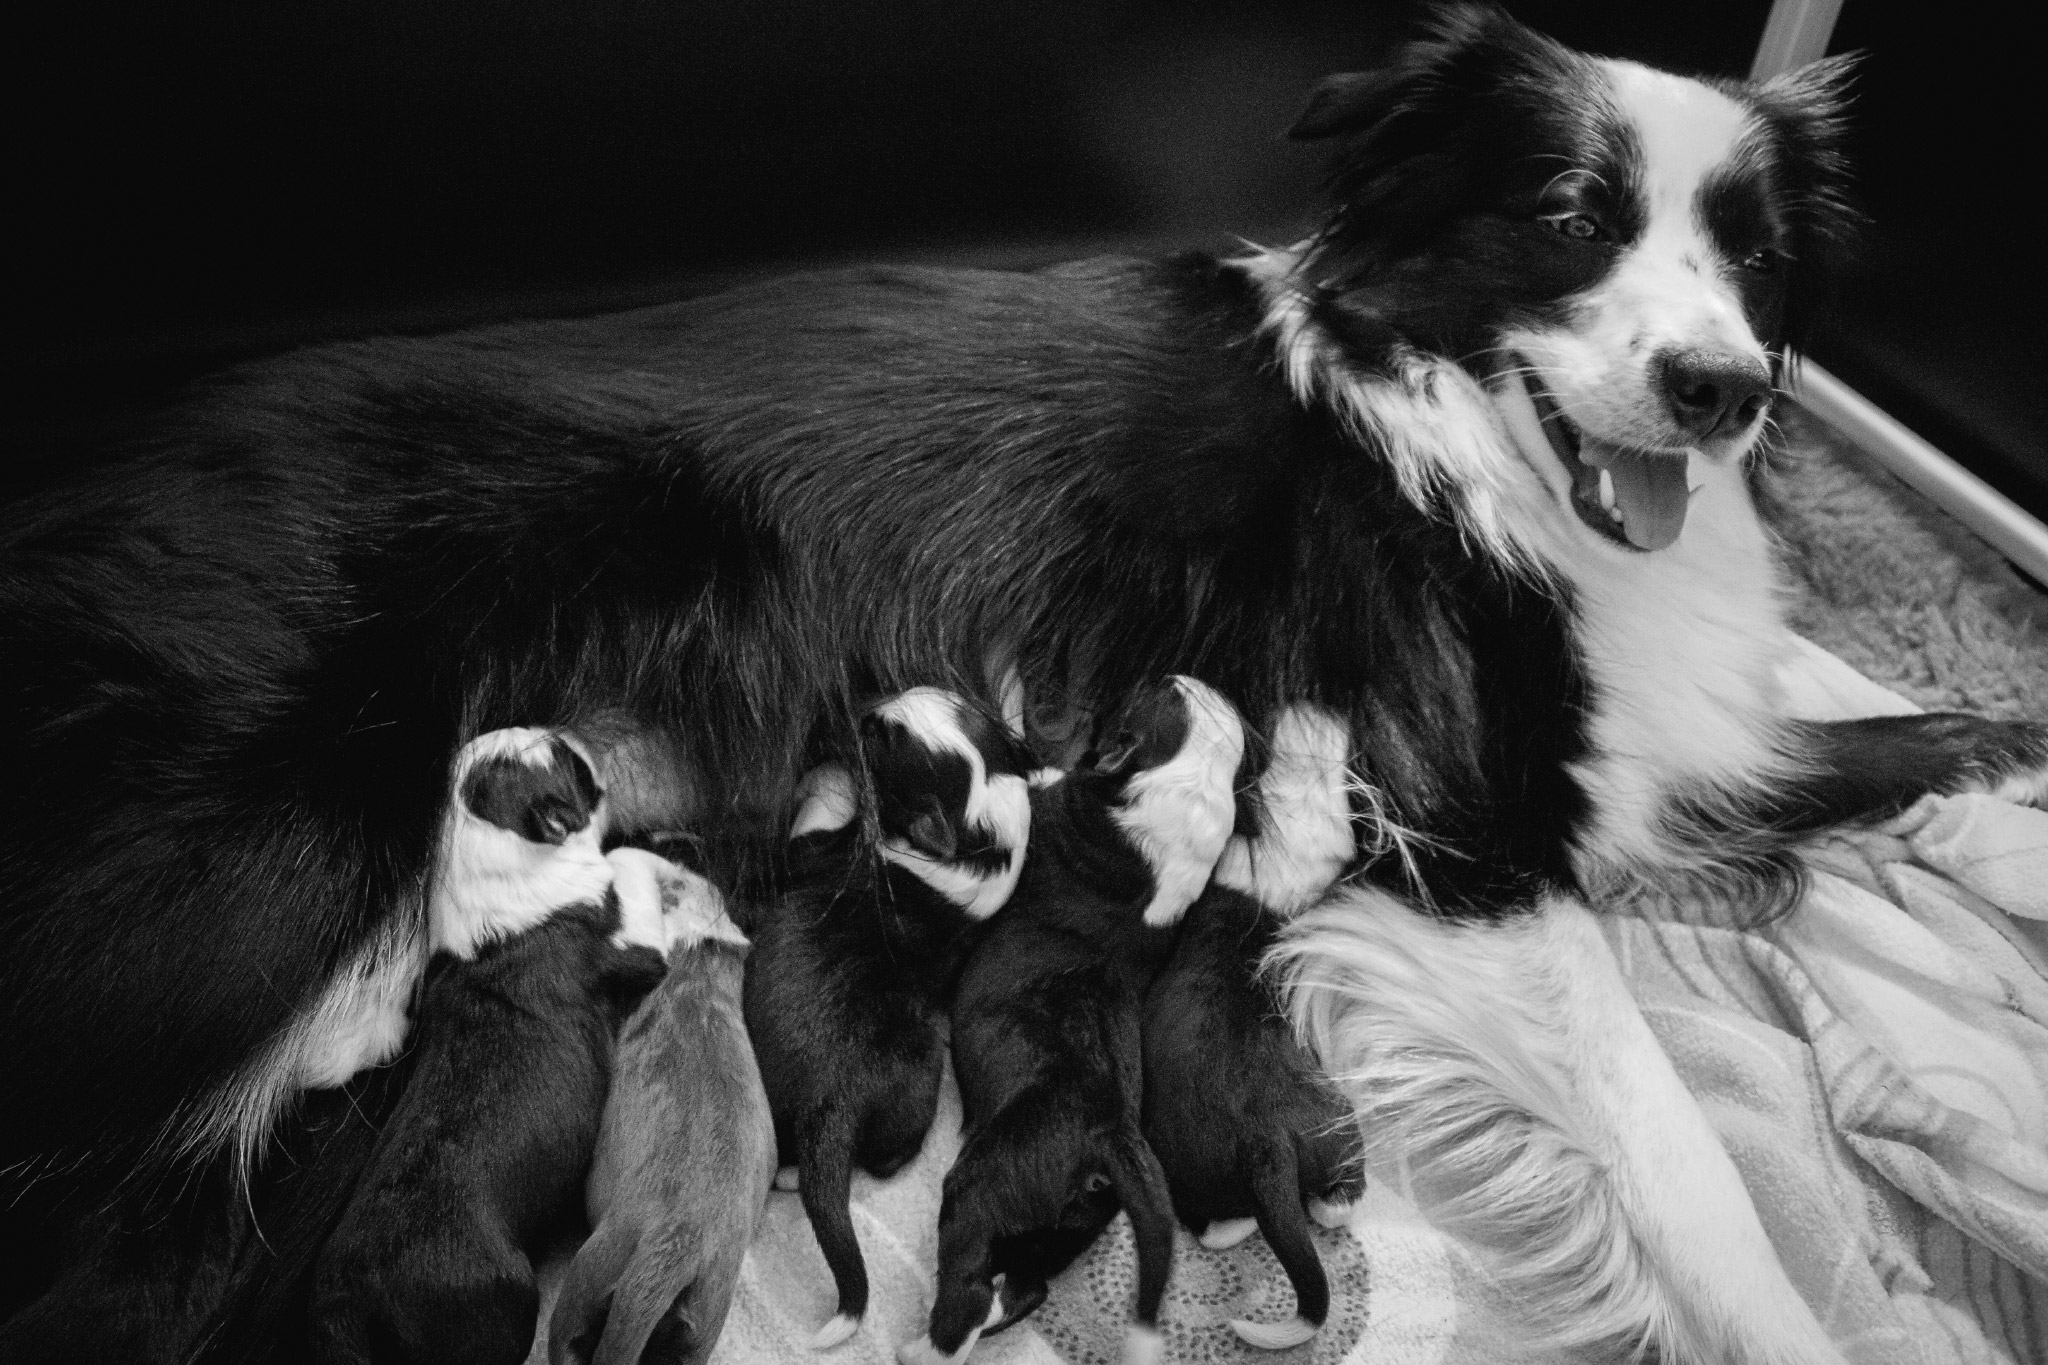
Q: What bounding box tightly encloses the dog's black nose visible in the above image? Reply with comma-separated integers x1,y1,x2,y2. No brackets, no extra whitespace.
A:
1656,348,1771,440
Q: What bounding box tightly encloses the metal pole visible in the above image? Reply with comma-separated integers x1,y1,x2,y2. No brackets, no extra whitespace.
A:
1751,0,2048,579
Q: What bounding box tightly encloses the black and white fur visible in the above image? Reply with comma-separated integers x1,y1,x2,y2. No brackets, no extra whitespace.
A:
306,732,669,1365
1142,702,1364,1350
744,688,1032,1351
550,850,773,1365
910,677,1242,1365
5,4,2046,1359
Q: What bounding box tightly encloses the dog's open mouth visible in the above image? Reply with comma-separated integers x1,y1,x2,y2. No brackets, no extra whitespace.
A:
1518,373,1694,553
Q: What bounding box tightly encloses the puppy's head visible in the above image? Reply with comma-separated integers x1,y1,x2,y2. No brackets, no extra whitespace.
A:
430,728,614,956
1081,676,1244,928
459,731,603,844
606,845,746,956
860,687,1033,920
1292,3,1856,552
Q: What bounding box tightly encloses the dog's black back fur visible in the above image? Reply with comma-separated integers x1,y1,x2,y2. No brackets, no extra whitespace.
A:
305,901,664,1365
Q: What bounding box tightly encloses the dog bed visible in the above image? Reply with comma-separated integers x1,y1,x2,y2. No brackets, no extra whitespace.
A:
528,408,2048,1365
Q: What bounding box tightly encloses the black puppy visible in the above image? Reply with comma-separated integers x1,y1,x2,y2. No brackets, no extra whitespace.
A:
1145,698,1366,1351
746,687,1032,1351
906,676,1244,1365
306,729,669,1365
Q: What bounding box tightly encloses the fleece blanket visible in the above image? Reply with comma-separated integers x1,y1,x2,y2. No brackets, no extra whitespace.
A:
527,424,2048,1365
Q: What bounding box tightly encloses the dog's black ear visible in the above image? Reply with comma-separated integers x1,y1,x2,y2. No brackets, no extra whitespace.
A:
1289,70,1406,140
1747,51,1864,347
905,793,958,862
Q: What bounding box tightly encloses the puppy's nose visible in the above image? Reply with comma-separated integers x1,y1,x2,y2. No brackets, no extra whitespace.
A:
1656,348,1771,440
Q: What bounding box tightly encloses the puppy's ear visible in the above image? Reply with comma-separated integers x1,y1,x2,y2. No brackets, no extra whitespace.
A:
1288,69,1406,140
905,794,959,862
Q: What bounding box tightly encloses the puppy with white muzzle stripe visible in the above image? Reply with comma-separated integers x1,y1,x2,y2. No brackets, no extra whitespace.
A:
1142,702,1364,1350
907,677,1241,1365
746,688,1033,1351
307,730,670,1365
549,847,772,1365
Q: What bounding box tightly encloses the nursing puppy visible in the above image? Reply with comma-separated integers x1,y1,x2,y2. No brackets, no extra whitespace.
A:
307,731,669,1365
907,677,1242,1365
747,688,1032,1351
1144,700,1364,1351
549,849,772,1365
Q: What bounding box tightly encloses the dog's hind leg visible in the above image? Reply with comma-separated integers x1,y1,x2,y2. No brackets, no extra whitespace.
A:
795,1104,868,1349
547,1221,637,1365
1102,1130,1176,1365
1277,889,1846,1365
1229,1136,1324,1350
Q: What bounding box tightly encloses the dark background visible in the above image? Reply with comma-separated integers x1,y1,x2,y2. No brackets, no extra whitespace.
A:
13,0,2043,513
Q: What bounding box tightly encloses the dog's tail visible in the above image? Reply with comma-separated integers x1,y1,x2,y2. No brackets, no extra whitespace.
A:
797,1103,868,1349
1102,1127,1175,1365
548,1219,639,1365
1229,1134,1326,1349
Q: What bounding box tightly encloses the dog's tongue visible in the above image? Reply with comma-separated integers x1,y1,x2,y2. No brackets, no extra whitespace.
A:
1582,440,1691,551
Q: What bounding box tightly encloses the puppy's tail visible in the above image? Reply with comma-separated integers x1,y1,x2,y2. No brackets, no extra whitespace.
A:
797,1104,869,1349
1229,1135,1326,1350
549,1220,639,1365
1102,1127,1176,1364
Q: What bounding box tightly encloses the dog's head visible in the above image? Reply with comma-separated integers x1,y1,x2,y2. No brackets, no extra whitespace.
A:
859,686,1034,919
1291,3,1857,552
431,727,615,956
1078,676,1244,928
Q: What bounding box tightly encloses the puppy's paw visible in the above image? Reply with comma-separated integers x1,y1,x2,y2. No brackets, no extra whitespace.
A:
1307,1196,1356,1229
1122,1324,1166,1365
1230,1315,1316,1350
1198,1216,1258,1250
811,1313,859,1350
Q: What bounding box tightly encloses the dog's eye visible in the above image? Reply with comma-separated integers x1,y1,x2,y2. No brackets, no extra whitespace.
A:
1740,247,1778,274
1542,212,1604,242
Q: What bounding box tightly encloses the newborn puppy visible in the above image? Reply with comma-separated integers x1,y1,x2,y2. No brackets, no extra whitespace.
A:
307,729,669,1365
549,848,772,1365
747,688,1032,1351
1144,699,1365,1350
907,677,1243,1365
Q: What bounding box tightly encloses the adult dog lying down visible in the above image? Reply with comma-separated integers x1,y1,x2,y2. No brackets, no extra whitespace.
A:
3,4,2044,1361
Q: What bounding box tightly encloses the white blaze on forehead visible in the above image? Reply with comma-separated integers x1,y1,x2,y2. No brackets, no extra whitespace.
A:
1597,60,1765,364
1604,60,1751,226
1115,676,1245,927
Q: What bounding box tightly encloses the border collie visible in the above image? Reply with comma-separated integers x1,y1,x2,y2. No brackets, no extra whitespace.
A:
744,687,1031,1350
916,677,1243,1365
307,731,669,1365
3,4,2043,1360
550,849,771,1365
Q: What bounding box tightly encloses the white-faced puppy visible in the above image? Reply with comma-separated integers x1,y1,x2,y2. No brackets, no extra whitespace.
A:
549,848,772,1365
307,730,670,1365
1143,700,1364,1351
906,676,1242,1365
746,688,1032,1351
